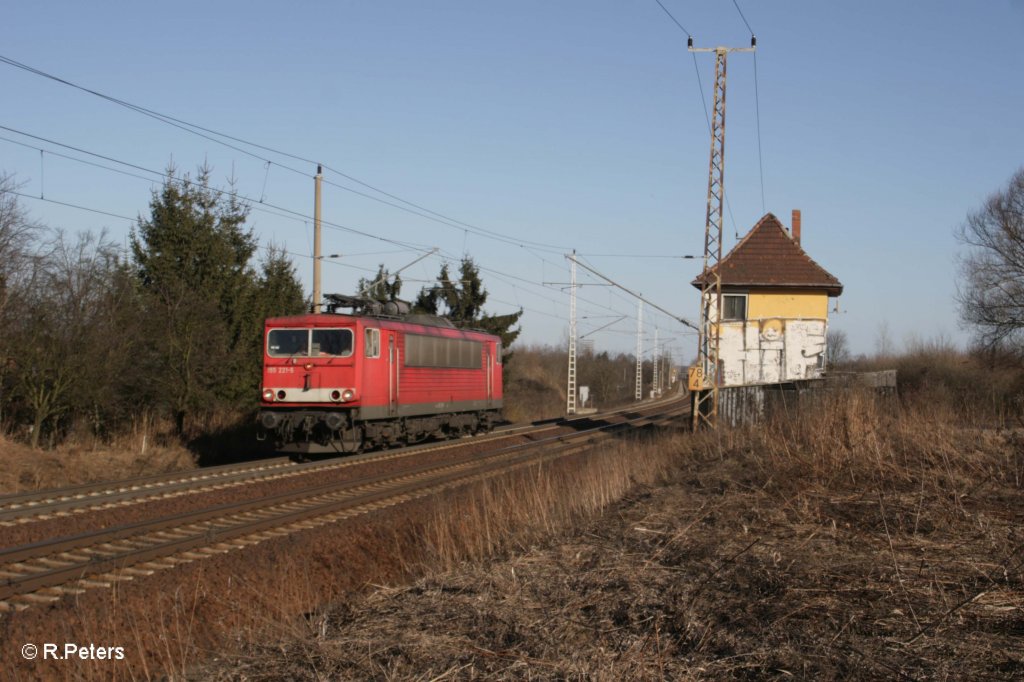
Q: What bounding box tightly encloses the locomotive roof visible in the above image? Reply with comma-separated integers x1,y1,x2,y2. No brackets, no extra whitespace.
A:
264,313,498,339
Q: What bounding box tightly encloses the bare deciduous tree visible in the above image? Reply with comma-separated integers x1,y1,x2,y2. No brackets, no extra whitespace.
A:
957,168,1024,351
0,174,43,431
10,230,130,447
826,329,851,368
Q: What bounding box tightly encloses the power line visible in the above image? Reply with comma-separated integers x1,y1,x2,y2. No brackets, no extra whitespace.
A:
427,246,655,332
10,190,136,224
318,174,568,254
572,253,698,331
651,2,742,239
5,160,674,352
729,0,767,213
753,51,766,214
653,0,691,37
318,170,570,253
0,53,573,254
731,0,755,35
0,55,319,168
1,56,691,345
0,124,434,254
8,188,378,274
577,252,697,259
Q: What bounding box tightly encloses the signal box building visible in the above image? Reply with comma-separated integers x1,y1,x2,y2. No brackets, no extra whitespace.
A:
691,210,843,386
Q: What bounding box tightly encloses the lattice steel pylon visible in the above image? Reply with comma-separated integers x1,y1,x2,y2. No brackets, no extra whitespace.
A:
566,251,577,415
690,39,755,430
653,327,660,397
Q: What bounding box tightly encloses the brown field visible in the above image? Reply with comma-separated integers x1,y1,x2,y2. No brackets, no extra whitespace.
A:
178,390,1023,680
4,383,1023,680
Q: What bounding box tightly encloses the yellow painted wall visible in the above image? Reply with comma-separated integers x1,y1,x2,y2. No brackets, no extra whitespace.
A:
746,289,829,320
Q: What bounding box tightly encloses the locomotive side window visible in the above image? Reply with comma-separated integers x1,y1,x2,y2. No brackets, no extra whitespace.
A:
405,334,481,369
267,329,308,357
364,328,380,358
495,342,502,364
267,328,353,357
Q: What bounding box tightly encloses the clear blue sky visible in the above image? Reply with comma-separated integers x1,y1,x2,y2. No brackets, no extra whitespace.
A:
2,1,1023,360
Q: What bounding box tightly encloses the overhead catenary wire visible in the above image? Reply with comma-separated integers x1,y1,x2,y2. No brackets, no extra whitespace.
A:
652,0,748,239
577,252,698,259
7,190,372,272
0,124,435,254
729,0,767,213
730,0,755,35
1,54,695,349
5,166,632,333
0,54,573,255
571,254,698,331
10,180,690,348
4,138,691,355
753,51,766,214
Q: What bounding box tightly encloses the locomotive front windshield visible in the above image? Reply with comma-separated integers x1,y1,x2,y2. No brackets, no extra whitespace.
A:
267,328,354,358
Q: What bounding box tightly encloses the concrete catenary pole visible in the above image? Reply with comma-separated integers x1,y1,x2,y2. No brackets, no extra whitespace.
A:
313,164,323,313
635,301,643,401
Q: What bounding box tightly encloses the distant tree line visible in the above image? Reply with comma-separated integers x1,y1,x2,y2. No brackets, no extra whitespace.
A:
0,167,305,447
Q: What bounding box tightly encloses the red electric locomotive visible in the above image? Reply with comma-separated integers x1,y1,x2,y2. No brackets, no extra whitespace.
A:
257,295,503,454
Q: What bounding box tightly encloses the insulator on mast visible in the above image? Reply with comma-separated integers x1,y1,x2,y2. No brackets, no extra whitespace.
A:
751,35,756,47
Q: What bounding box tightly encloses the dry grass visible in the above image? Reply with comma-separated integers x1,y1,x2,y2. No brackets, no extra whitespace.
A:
7,384,1022,679
0,428,196,494
3,430,678,681
186,390,1024,680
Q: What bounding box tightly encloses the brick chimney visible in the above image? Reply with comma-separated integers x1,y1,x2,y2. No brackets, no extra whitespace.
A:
792,209,801,245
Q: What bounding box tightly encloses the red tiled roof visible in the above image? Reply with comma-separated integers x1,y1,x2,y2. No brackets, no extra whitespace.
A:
690,213,843,296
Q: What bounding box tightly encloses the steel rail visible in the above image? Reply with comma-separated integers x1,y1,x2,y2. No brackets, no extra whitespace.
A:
0,422,562,526
0,457,293,512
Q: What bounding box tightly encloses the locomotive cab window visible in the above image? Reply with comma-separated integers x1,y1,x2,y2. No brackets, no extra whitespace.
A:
313,329,353,357
364,328,380,358
267,329,308,357
267,328,353,358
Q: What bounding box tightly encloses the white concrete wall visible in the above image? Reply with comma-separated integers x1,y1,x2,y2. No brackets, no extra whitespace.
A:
716,318,828,387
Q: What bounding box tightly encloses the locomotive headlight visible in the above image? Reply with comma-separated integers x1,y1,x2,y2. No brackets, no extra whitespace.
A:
342,389,356,402
329,390,342,402
276,390,287,400
262,388,274,401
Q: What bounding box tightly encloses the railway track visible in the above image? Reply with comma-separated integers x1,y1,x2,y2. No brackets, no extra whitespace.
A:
0,395,688,613
0,422,553,527
0,396,675,527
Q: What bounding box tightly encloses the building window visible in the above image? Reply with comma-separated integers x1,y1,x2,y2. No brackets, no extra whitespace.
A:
722,294,747,321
